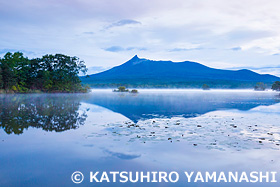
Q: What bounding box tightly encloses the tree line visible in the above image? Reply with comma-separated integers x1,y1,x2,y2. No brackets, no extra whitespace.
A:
0,52,89,93
254,81,280,91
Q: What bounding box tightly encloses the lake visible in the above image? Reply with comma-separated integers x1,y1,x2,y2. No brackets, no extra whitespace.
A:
1,89,280,186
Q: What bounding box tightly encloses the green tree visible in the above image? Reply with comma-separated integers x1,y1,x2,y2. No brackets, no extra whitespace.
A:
0,52,30,91
0,52,17,90
272,81,280,91
13,52,30,92
0,52,88,92
254,82,266,91
26,58,42,89
39,54,87,92
202,84,210,90
0,52,88,93
115,86,129,92
130,89,138,93
0,66,3,89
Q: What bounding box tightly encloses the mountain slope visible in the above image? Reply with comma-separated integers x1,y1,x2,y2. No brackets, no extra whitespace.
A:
81,55,280,88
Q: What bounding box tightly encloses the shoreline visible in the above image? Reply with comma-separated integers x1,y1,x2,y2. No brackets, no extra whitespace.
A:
1,88,279,94
0,89,90,94
90,88,278,93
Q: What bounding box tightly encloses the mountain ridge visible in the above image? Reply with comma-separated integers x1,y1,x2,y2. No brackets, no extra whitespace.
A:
81,55,280,88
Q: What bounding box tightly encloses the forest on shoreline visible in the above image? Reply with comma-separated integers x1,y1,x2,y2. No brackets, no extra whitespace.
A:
0,52,89,93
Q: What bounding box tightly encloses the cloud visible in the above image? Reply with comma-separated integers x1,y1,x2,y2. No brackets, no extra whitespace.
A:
231,47,242,51
169,47,203,52
1,0,280,76
104,46,147,52
105,19,141,29
237,65,280,71
226,65,280,77
87,66,109,74
126,47,147,51
104,46,124,52
226,29,274,42
83,31,94,35
253,68,280,77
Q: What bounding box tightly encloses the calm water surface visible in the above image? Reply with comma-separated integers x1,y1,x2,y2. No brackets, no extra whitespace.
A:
1,89,280,186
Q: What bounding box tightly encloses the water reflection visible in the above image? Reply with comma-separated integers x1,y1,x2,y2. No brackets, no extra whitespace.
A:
84,90,280,122
0,94,87,135
1,90,279,135
1,91,280,187
77,90,280,151
104,149,141,160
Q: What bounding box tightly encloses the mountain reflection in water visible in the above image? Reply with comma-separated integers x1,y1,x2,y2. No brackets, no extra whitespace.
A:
83,90,280,122
0,90,279,135
1,90,280,187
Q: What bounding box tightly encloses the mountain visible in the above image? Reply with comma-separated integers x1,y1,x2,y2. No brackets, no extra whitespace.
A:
81,55,280,88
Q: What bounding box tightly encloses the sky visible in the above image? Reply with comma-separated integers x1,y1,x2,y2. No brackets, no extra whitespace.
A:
0,0,280,76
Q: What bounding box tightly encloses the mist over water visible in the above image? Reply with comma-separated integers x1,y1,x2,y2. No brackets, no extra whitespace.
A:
1,90,280,186
85,89,280,122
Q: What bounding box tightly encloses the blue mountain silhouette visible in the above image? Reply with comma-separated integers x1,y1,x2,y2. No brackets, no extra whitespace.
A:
82,55,280,88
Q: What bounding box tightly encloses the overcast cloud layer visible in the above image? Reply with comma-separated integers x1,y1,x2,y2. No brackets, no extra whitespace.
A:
0,0,280,75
